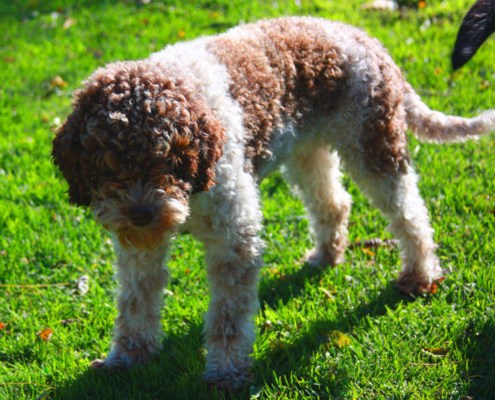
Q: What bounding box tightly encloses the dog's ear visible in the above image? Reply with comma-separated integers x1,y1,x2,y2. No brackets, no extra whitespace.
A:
52,112,93,207
191,113,226,194
452,0,495,70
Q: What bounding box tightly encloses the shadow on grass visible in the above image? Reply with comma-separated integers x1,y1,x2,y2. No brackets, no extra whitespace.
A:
258,262,327,309
456,318,495,399
255,277,413,398
55,265,415,400
55,323,238,400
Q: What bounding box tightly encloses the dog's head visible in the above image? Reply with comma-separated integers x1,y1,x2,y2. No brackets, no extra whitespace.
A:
53,61,225,250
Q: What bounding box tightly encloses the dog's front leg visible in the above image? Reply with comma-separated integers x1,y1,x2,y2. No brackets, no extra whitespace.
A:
203,233,262,389
91,240,169,369
189,173,263,390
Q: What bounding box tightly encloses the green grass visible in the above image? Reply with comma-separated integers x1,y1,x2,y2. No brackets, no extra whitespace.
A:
1,0,495,399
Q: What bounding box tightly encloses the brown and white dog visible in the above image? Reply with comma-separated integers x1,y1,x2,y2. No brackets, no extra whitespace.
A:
52,17,495,389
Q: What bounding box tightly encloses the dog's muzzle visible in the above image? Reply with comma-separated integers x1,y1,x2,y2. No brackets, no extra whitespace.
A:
127,205,155,227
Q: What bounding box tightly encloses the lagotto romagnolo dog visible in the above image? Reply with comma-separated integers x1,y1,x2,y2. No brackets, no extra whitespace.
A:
52,17,495,389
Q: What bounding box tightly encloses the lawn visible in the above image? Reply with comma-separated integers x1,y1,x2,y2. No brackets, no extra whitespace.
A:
1,0,494,399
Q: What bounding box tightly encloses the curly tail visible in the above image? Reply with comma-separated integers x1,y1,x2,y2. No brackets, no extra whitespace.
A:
404,84,495,143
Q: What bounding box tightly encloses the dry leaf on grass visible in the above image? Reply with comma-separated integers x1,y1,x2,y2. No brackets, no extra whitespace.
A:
62,17,76,29
36,328,53,342
317,330,351,349
422,347,448,357
50,76,67,88
430,277,446,294
320,287,336,300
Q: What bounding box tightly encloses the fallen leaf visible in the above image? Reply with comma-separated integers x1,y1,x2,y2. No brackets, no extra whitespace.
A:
178,30,186,38
422,347,448,357
318,330,351,349
37,328,53,342
50,76,67,88
62,17,76,29
4,56,15,63
430,276,445,294
320,287,336,300
361,248,376,256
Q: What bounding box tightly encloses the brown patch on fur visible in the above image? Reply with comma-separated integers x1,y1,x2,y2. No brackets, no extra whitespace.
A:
207,18,348,170
353,31,411,173
52,61,226,207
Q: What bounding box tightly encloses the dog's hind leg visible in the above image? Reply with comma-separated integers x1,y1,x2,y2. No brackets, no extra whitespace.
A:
343,159,443,294
284,143,352,267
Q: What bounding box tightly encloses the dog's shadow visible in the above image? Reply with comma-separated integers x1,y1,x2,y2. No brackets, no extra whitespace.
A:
455,318,495,398
56,260,415,400
253,272,411,396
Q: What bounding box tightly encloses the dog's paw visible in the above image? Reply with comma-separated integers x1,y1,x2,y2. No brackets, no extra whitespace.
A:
397,260,444,295
397,271,445,296
89,353,133,371
397,278,432,295
90,344,154,371
89,358,113,370
301,247,345,267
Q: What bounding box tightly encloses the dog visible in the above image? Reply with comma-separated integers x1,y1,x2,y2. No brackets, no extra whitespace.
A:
52,17,495,390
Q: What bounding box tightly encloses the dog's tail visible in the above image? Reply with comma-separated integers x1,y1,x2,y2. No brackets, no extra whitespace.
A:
404,84,495,143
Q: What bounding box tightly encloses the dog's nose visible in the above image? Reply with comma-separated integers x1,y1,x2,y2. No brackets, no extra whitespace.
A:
128,206,155,227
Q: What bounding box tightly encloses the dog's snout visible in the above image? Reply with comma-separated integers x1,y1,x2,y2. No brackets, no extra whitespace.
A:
128,206,155,227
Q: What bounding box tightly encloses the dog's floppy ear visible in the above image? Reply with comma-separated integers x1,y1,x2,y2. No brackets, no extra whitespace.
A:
192,113,226,194
452,0,495,70
52,110,92,207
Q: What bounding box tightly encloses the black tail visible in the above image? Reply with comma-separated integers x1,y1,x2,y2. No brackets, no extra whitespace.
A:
452,0,495,70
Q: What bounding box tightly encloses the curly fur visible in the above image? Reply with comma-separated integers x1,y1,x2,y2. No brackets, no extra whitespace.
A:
52,17,495,390
53,61,225,206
